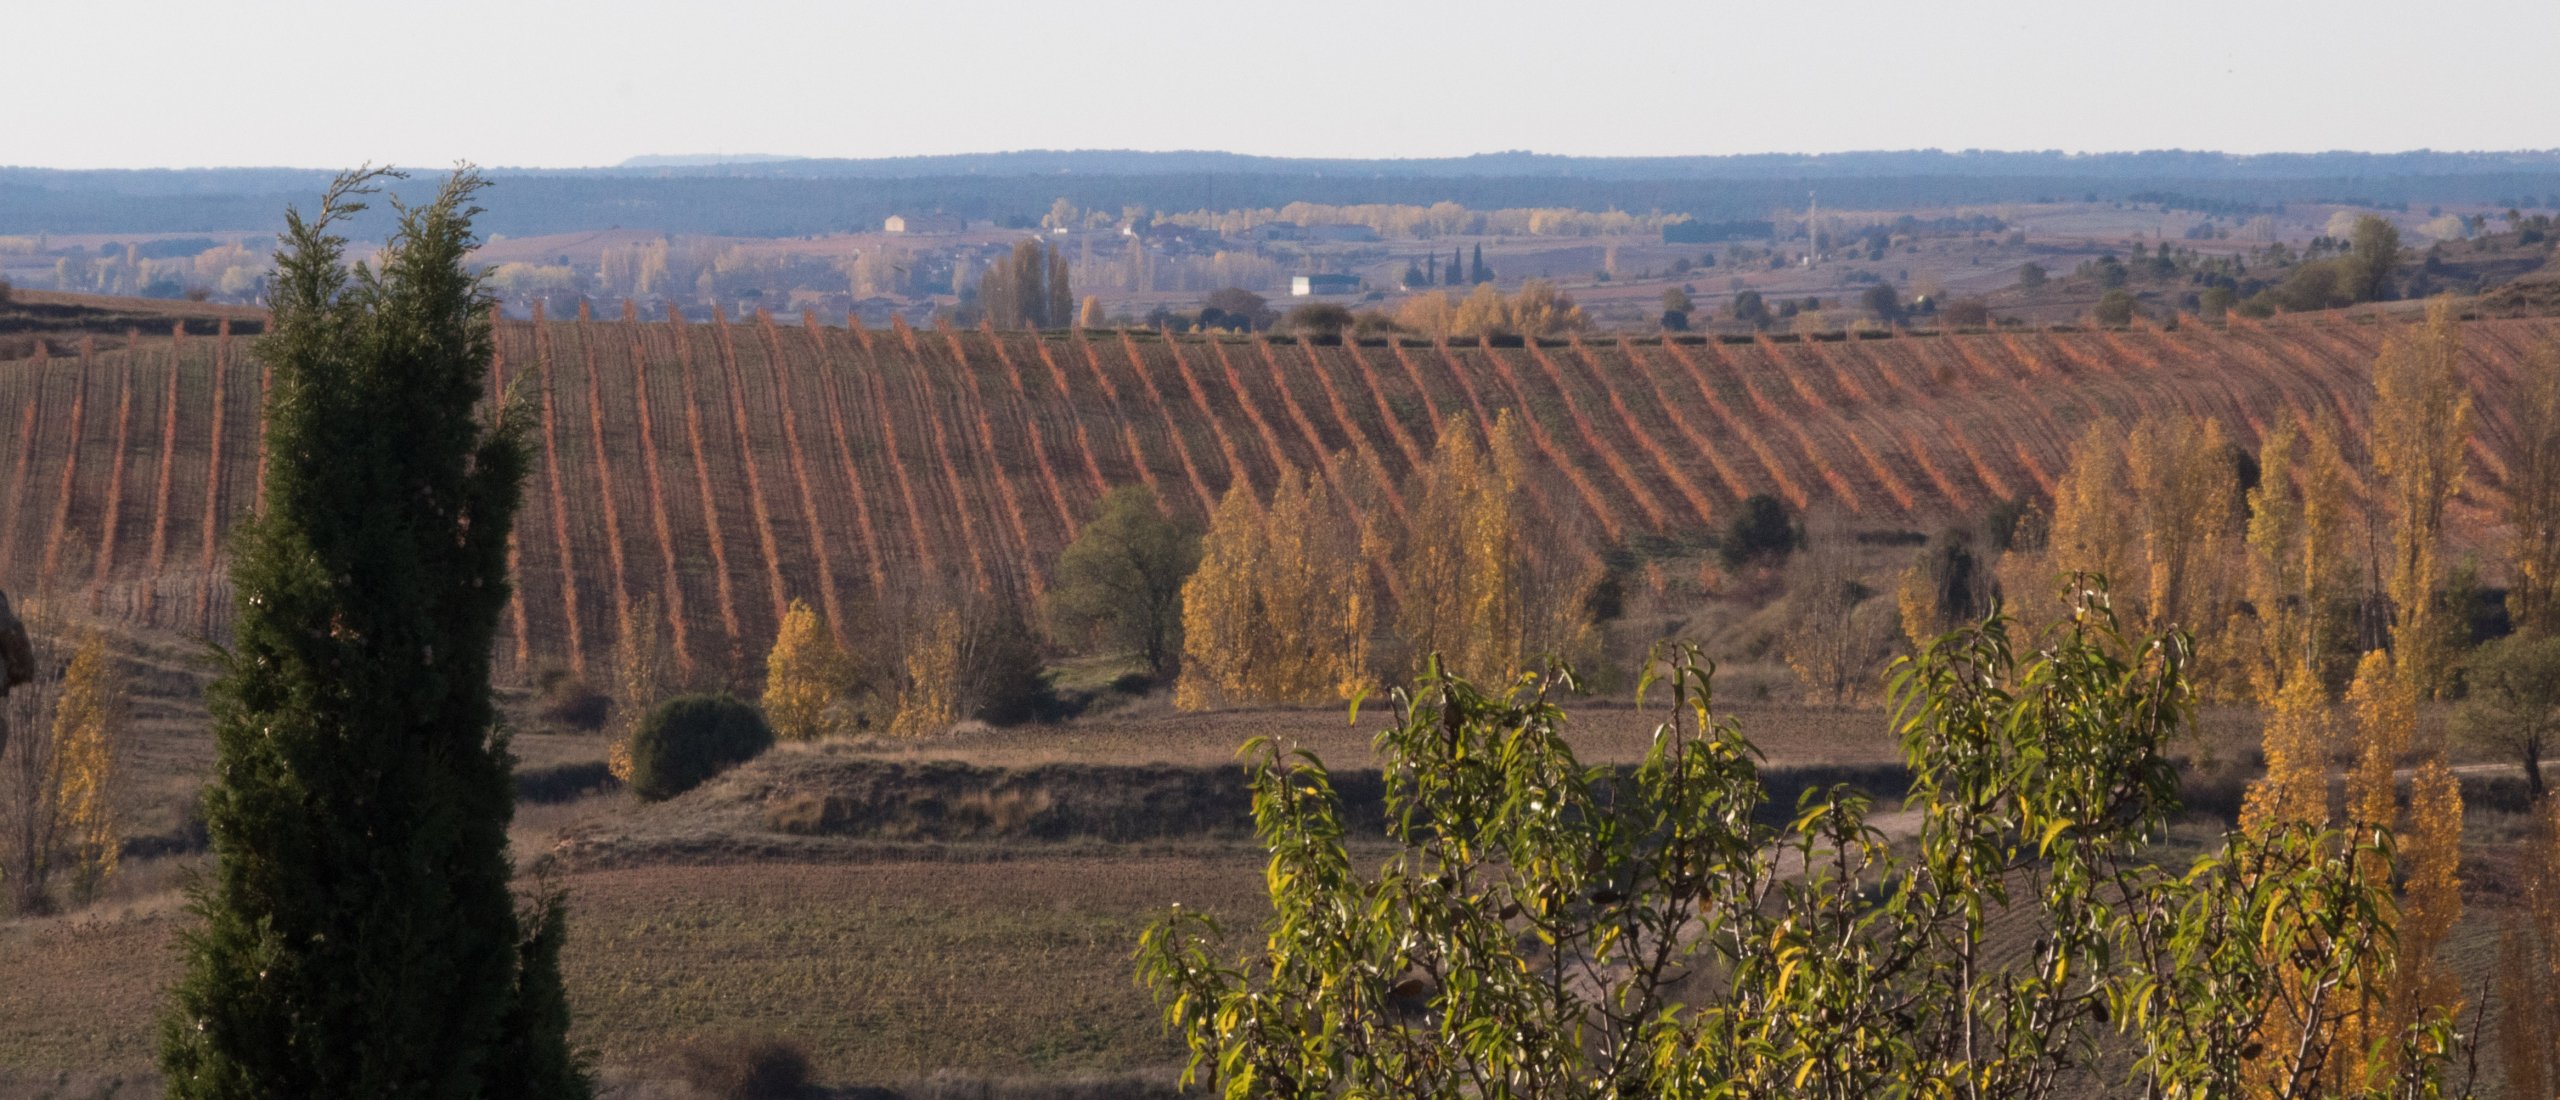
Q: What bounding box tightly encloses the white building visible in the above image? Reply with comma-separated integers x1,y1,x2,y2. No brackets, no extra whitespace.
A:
1291,274,1361,297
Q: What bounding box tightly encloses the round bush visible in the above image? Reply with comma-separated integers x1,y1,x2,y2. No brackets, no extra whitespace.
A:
628,693,774,802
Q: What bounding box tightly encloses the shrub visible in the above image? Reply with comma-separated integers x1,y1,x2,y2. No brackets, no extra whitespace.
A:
628,693,774,801
1718,493,1795,569
2094,289,2140,326
676,1032,811,1100
970,606,1067,726
533,674,609,732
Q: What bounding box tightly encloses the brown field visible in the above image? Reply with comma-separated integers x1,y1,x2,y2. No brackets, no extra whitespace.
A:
0,851,1262,1090
3,311,2553,685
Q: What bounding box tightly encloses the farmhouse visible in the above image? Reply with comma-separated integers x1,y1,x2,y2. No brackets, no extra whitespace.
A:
884,213,964,235
1291,273,1362,297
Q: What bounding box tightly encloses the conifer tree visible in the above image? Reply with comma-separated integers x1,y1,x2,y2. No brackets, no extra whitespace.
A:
160,168,589,1098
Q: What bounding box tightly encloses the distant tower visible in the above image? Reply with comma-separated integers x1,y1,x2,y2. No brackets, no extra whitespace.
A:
1806,190,1820,267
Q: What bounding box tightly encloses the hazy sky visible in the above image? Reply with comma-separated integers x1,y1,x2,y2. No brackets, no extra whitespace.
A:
12,0,2559,169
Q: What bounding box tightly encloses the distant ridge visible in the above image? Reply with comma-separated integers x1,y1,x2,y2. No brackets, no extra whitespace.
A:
583,148,2560,181
617,153,806,169
11,148,2560,236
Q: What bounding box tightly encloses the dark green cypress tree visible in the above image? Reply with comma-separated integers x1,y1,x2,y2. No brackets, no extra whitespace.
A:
160,167,589,1098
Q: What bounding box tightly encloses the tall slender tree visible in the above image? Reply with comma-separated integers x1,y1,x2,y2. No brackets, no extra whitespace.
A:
977,239,1073,329
2372,299,2473,697
2509,346,2560,635
160,168,588,1098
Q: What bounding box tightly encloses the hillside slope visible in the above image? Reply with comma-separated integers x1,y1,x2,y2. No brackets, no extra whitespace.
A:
1,309,2549,681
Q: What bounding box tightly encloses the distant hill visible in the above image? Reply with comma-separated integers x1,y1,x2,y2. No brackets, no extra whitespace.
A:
9,149,2560,237
616,153,805,169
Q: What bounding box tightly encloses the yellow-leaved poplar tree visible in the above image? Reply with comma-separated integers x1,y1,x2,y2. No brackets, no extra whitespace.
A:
2241,418,2353,701
2038,422,2130,630
889,607,964,738
2327,642,2466,1091
51,628,120,904
2371,299,2473,697
2345,648,2414,832
2123,414,2237,633
2495,799,2560,1099
763,598,852,741
2508,345,2560,635
2380,757,2464,1081
2239,672,2336,832
1175,482,1269,711
1397,291,1455,343
1507,279,1586,339
1396,414,1525,680
1256,468,1372,704
1175,465,1371,709
1452,283,1511,339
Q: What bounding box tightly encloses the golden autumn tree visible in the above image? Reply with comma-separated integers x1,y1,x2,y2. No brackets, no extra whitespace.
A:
889,606,964,738
2040,422,2131,621
1396,291,1456,342
2371,299,2473,697
1176,483,1267,712
50,628,119,905
2240,418,2354,701
2380,757,2464,1076
1175,466,1371,709
1507,279,1586,339
2123,414,2238,634
2509,345,2560,635
1255,468,1373,703
2239,672,2336,832
2496,799,2560,1100
763,598,853,741
2344,649,2414,831
1394,415,1524,680
1451,282,1512,339
2326,645,2465,1091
